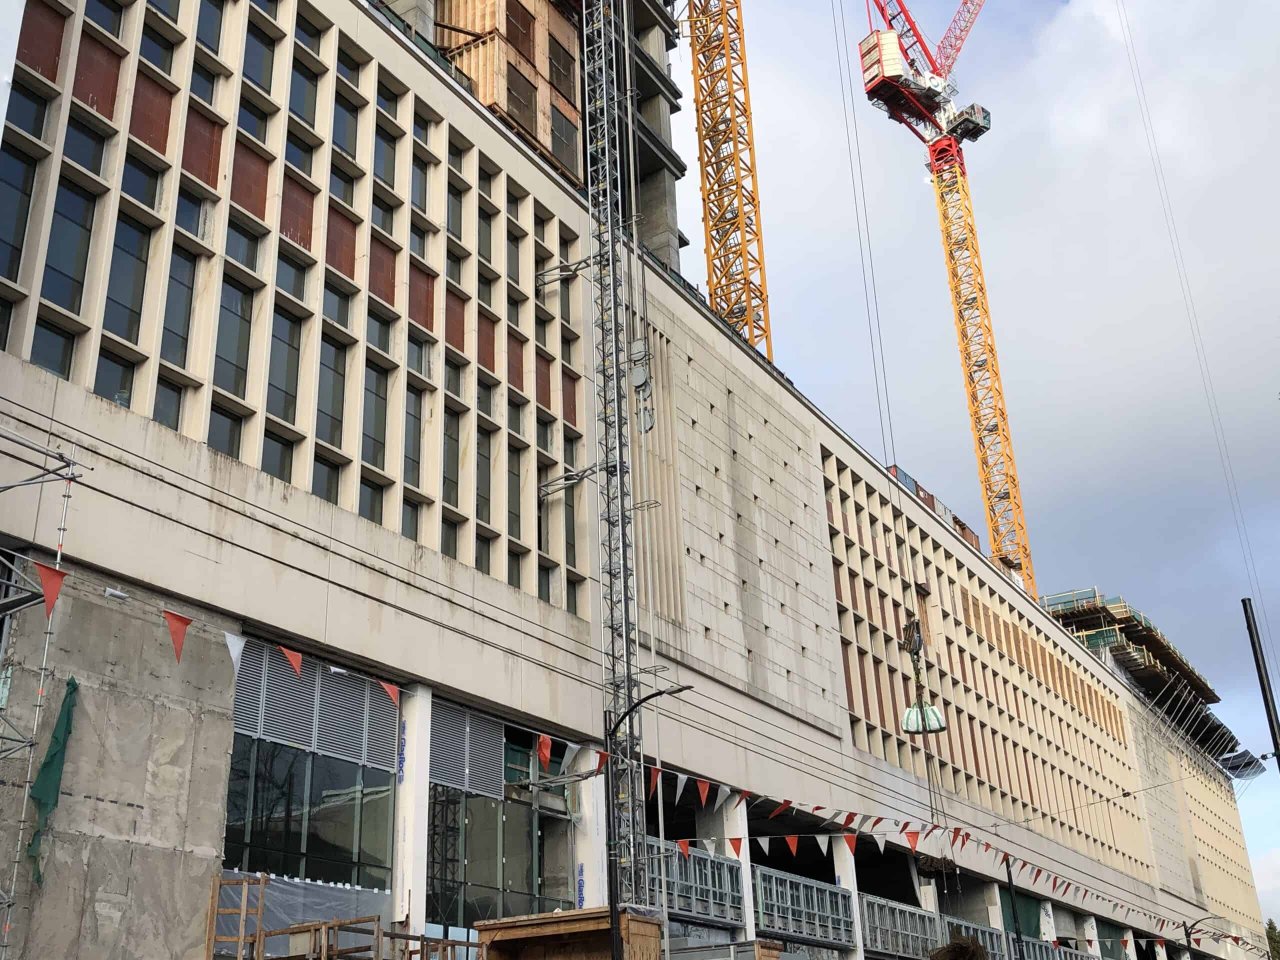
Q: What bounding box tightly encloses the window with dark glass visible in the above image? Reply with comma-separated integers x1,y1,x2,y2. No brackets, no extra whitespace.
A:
267,309,301,422
141,27,174,72
411,158,429,213
290,62,318,125
506,66,535,133
404,387,422,487
551,108,577,174
296,16,322,51
317,336,345,446
478,277,492,307
176,189,206,238
440,519,458,559
244,24,275,91
359,478,382,523
410,224,427,260
414,113,430,144
329,166,355,205
442,409,460,506
407,334,429,377
156,247,192,358
538,565,551,602
104,216,151,342
285,134,313,174
7,84,46,139
564,484,576,568
446,254,461,285
0,301,9,351
548,38,574,101
475,536,490,574
192,62,217,104
0,146,36,281
506,234,520,284
478,213,495,263
374,129,396,185
312,457,339,502
86,0,123,35
262,431,293,482
506,0,534,61
323,283,350,327
377,83,397,116
42,181,96,314
444,357,462,396
63,118,105,175
215,278,254,397
336,49,361,85
507,549,521,588
197,0,224,51
277,252,307,300
30,321,73,379
226,221,260,271
251,0,278,18
446,186,464,240
507,445,521,539
566,578,578,615
209,405,242,457
476,429,491,524
371,197,395,234
506,191,520,219
401,501,419,541
148,0,180,20
447,141,463,172
559,277,572,323
239,99,269,141
154,378,182,429
333,96,358,156
476,381,493,417
507,396,522,435
121,156,160,207
367,312,391,352
362,363,387,468
93,352,134,407
478,169,493,196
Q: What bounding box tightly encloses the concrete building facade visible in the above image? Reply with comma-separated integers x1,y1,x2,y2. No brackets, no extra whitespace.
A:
0,0,1265,956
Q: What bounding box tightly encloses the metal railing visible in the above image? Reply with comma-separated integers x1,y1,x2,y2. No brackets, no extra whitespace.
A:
1009,936,1061,960
943,916,1008,960
646,838,744,927
752,865,856,947
862,893,1010,960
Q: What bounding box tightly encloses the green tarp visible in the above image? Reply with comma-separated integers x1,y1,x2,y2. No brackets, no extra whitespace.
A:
25,676,78,886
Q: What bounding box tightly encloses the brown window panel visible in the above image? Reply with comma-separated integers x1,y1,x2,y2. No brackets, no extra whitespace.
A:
561,370,577,426
326,206,357,277
129,72,172,153
857,651,872,726
444,289,466,351
280,176,313,250
872,658,886,729
847,571,858,611
73,34,120,119
479,316,497,371
535,352,551,408
507,330,524,391
369,237,396,305
408,265,434,330
832,562,843,604
231,141,269,219
842,650,856,715
182,108,223,187
18,2,66,81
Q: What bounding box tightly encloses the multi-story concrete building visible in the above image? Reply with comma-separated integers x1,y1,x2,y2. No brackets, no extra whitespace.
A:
0,0,1265,957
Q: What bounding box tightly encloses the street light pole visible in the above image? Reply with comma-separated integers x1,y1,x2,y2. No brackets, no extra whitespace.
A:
1005,857,1027,960
604,685,693,960
1183,915,1225,960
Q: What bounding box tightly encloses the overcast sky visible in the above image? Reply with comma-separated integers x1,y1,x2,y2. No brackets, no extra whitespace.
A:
668,0,1280,928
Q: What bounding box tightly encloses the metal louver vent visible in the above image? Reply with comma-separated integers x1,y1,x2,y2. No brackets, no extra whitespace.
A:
317,668,366,761
430,699,467,790
262,648,318,750
366,686,398,770
233,640,265,736
467,710,505,798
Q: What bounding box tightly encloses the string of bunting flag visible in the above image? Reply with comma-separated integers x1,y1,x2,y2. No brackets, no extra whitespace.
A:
25,566,1265,956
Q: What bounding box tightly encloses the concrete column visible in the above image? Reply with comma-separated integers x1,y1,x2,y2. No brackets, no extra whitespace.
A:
1153,938,1169,960
1040,901,1058,943
1121,930,1139,960
571,746,609,910
832,833,864,960
702,793,756,941
392,685,432,932
1082,916,1102,958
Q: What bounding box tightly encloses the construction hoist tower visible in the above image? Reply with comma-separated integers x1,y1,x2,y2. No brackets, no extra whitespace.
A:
688,0,772,361
581,0,649,918
860,0,1038,596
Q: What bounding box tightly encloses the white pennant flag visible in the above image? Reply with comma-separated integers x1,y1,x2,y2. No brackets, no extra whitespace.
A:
562,743,582,773
713,784,731,812
858,814,875,833
674,773,689,804
704,837,718,857
224,632,246,674
816,834,831,857
756,836,771,857
872,832,887,854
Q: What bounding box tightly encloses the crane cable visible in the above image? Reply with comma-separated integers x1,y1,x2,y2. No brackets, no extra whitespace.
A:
1111,0,1279,690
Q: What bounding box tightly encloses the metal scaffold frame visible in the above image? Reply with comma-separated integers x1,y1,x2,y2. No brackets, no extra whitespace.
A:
581,0,649,918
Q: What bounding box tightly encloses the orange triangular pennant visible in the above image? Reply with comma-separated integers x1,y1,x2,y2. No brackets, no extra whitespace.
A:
843,833,858,855
735,789,752,808
537,734,552,770
696,779,710,806
768,800,792,819
163,610,193,663
595,750,609,773
378,680,401,706
649,766,661,798
676,839,690,859
784,835,799,855
905,830,920,853
33,561,67,618
729,837,743,857
279,645,303,676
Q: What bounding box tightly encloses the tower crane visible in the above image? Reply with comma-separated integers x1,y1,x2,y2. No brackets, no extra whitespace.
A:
688,0,773,361
860,0,1038,596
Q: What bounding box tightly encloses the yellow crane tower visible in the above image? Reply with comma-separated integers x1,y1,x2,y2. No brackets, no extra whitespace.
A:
688,0,773,361
859,0,1038,596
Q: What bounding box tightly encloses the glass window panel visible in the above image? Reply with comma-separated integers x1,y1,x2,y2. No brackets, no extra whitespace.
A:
440,519,458,558
93,352,133,406
244,24,275,91
7,84,46,139
377,84,397,115
285,134,312,174
223,733,254,866
503,802,536,894
330,167,354,205
404,387,422,486
411,159,428,212
410,225,427,259
30,321,73,379
0,146,37,281
306,754,359,868
140,26,174,72
176,189,205,238
317,336,345,445
104,216,151,342
507,446,521,538
42,180,96,314
250,741,307,853
267,309,301,421
63,118,104,175
208,406,242,457
359,479,382,523
296,17,322,52
401,501,419,540
226,221,259,271
85,0,122,35
464,794,500,889
323,283,350,327
277,253,307,300
442,409,459,506
239,99,269,141
215,278,253,397
197,0,224,51
475,536,490,575
154,378,182,429
337,50,360,84
162,247,197,366
333,96,358,156
362,363,387,468
360,767,393,868
313,458,339,502
374,129,396,185
476,429,491,523
191,62,217,104
367,312,391,352
447,186,463,239
0,301,9,351
371,197,395,234
507,549,520,588
121,156,160,207
290,62,318,125
262,432,293,481
251,0,278,17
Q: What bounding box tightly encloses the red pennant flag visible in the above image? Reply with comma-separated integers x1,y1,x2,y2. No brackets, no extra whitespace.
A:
279,645,303,676
1053,941,1061,951
982,841,991,853
1051,878,1060,892
1062,883,1072,897
1157,940,1165,949
1000,852,1011,866
1121,940,1129,950
960,832,970,851
735,790,752,809
812,806,824,815
33,561,67,618
843,833,858,855
905,830,920,853
951,827,962,848
1158,921,1166,932
1193,939,1201,948
536,734,552,771
162,610,192,663
696,779,710,807
378,680,401,706
1018,861,1029,875
900,821,911,834
768,800,792,819
649,766,661,798
869,816,884,832
923,824,941,841
1033,868,1042,884
1087,940,1094,949
728,837,743,857
843,812,857,828
784,835,799,856
595,750,609,773
1233,938,1242,946
676,839,690,859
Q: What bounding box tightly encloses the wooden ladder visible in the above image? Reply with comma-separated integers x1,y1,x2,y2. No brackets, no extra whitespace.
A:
205,872,268,959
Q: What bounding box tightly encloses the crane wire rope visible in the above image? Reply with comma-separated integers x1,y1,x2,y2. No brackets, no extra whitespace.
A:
1111,0,1278,688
